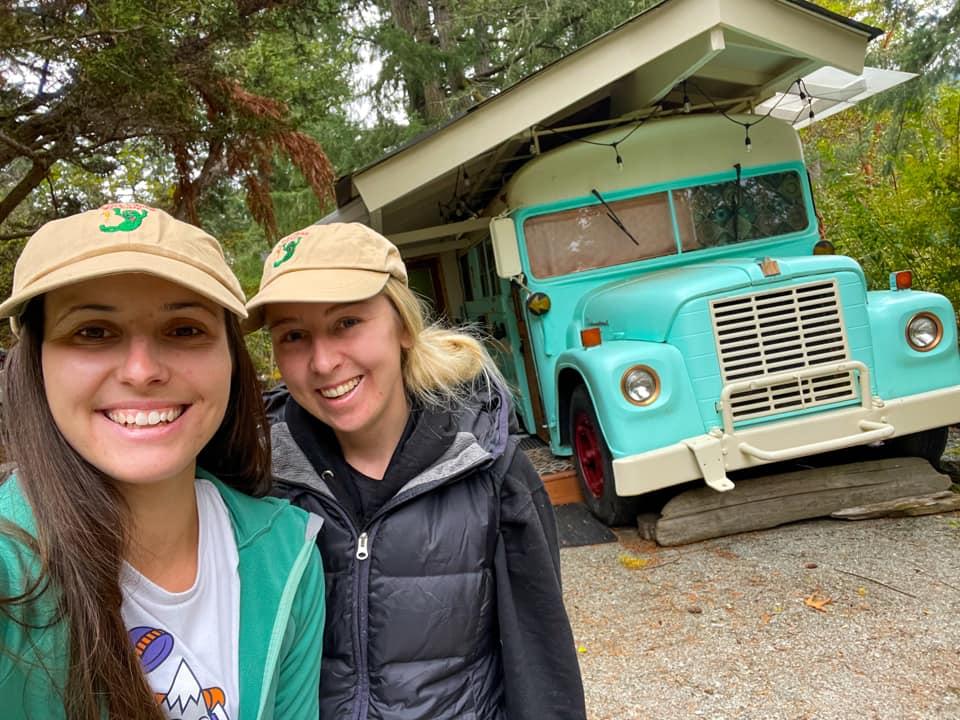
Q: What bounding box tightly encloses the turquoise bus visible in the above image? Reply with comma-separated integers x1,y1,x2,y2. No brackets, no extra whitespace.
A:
456,112,960,524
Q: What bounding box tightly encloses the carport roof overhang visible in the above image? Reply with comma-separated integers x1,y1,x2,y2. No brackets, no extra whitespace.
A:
332,0,882,243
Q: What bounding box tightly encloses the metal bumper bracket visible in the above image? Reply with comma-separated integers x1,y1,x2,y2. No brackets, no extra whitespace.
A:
683,435,735,492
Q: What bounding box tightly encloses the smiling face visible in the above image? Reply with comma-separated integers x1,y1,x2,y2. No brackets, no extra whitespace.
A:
41,274,232,491
267,293,412,447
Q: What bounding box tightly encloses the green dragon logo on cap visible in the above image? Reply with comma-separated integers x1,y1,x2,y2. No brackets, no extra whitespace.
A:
100,207,148,233
273,237,302,267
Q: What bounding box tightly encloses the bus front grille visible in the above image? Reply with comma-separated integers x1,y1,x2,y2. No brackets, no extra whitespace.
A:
710,280,856,424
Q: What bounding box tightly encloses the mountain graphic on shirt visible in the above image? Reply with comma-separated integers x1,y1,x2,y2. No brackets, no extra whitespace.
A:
159,658,231,720
208,702,230,720
128,625,231,720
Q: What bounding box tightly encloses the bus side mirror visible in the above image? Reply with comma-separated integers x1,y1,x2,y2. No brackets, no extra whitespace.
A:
490,217,522,278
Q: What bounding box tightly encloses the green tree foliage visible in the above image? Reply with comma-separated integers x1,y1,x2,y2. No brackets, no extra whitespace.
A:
359,0,663,126
805,1,960,315
806,87,960,304
0,0,346,240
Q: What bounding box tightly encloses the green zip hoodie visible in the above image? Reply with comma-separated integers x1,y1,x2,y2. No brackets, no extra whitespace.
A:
0,469,324,720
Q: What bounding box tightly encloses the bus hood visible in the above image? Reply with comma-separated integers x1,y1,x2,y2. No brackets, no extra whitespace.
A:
576,255,865,343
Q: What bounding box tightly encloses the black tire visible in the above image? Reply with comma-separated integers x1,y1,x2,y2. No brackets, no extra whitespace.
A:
569,385,641,526
884,426,949,470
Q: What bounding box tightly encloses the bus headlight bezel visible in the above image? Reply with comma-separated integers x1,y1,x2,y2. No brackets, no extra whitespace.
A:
621,365,660,406
905,312,943,352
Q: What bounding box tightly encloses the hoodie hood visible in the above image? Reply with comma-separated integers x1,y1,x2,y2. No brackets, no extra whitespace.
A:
270,380,514,505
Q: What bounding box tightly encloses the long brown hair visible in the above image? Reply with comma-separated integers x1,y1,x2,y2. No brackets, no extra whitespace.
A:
0,298,270,720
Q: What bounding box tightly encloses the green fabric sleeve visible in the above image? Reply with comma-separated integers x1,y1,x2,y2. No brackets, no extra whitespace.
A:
272,543,325,719
0,541,17,690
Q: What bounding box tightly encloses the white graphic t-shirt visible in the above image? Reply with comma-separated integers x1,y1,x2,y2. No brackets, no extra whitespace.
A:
121,479,240,720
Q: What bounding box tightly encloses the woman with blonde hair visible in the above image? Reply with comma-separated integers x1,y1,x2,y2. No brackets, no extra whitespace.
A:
247,222,586,720
0,205,324,720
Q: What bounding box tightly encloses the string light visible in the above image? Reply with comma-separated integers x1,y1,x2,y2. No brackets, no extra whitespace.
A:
534,72,810,170
439,165,477,222
683,77,800,154
802,79,815,121
534,112,654,172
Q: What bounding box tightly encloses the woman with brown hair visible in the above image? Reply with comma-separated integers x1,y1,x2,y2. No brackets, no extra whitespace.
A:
0,205,324,720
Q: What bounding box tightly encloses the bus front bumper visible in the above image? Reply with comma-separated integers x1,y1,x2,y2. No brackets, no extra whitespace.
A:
612,384,960,497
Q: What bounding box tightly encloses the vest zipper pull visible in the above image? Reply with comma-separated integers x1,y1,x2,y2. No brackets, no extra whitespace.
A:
356,532,369,560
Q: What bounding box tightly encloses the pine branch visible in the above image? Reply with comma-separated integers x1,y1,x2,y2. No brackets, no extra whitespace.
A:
0,229,37,242
0,26,145,51
0,131,42,160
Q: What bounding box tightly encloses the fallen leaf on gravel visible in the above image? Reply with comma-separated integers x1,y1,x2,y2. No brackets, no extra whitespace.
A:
803,593,833,612
618,554,649,569
760,612,772,624
857,586,868,597
617,537,659,554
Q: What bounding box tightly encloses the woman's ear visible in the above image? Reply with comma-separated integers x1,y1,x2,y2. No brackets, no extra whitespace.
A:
399,321,414,351
388,298,415,351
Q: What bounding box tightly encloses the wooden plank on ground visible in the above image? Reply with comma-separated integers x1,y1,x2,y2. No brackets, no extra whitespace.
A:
542,470,583,505
654,457,951,546
831,490,960,519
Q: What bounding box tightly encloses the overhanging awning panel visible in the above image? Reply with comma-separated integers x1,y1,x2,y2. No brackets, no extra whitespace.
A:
350,0,877,217
755,66,917,128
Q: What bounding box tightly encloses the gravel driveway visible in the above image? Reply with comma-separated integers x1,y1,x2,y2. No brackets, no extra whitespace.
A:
562,510,960,719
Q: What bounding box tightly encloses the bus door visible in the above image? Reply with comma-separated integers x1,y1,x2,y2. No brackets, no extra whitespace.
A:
459,236,546,439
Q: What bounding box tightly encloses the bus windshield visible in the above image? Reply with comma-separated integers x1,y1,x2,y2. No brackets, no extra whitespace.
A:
522,170,808,279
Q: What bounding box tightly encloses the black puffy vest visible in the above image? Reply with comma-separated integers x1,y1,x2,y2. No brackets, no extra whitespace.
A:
272,423,510,720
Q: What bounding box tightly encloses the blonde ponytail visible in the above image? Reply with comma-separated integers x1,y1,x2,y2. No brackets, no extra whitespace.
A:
382,278,506,408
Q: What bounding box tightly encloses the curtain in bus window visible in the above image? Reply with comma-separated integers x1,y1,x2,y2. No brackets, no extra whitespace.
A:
675,171,808,251
523,192,675,278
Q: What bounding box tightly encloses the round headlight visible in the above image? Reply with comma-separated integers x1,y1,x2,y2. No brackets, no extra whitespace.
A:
906,312,942,352
621,365,660,406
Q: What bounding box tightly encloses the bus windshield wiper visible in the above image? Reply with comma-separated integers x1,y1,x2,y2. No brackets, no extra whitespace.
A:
591,188,639,246
733,163,742,244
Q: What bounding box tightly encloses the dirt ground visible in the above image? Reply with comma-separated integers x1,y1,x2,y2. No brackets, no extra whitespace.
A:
557,431,960,719
561,510,960,719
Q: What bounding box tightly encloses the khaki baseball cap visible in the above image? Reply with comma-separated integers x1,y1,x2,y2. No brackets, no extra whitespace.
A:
244,223,408,332
0,203,247,333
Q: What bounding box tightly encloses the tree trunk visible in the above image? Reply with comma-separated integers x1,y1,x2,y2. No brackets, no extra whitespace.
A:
171,139,227,223
432,0,464,93
0,160,50,228
388,0,449,122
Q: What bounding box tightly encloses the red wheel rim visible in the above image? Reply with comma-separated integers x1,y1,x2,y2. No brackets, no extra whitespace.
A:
573,410,605,499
